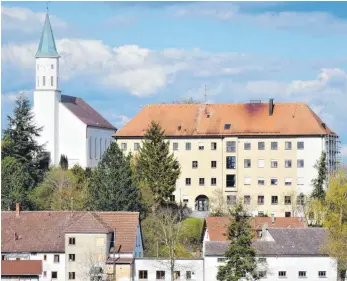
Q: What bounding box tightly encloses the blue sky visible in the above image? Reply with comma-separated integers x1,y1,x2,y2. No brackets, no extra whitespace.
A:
1,1,347,163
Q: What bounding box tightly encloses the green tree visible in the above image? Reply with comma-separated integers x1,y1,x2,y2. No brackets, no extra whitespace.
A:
59,154,69,170
311,151,328,201
217,202,262,281
135,121,180,209
179,218,203,251
1,157,31,210
2,94,50,193
322,171,347,280
87,142,142,212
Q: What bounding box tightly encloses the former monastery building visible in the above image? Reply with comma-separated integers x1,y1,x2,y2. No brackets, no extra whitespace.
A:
115,102,340,217
33,13,116,168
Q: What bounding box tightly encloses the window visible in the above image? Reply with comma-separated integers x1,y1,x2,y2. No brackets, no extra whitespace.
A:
211,161,217,168
134,143,140,151
285,160,292,168
43,271,47,277
54,255,60,263
271,178,278,185
51,76,54,86
121,143,127,151
285,141,292,150
37,76,39,87
244,195,251,205
1,255,4,260
298,159,304,168
271,160,278,168
258,159,265,168
318,271,326,278
258,257,267,263
258,142,265,150
285,177,292,186
211,178,217,185
185,178,191,186
226,141,236,152
186,271,192,280
271,141,278,150
226,175,236,187
217,258,227,262
297,177,304,185
285,212,291,217
173,271,180,280
68,272,75,280
278,271,286,277
139,270,148,279
226,156,236,169
43,76,46,86
298,141,304,150
244,159,251,168
224,124,231,130
105,139,107,152
44,254,47,261
258,211,265,217
173,142,178,151
298,271,306,278
211,142,217,150
100,138,102,157
227,195,236,206
244,142,251,150
69,254,75,262
285,196,291,205
199,178,205,186
244,177,251,185
192,161,198,168
51,64,54,69
69,237,76,245
186,142,191,150
258,178,265,185
198,142,204,150
259,271,267,278
297,195,305,206
95,138,97,159
52,272,58,279
170,195,175,202
258,196,264,205
156,271,165,279
272,196,278,205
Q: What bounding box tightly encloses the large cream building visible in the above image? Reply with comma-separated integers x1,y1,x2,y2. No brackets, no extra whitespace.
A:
115,100,340,217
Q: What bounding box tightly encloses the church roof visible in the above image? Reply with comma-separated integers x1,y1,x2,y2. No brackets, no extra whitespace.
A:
36,13,60,58
61,95,116,130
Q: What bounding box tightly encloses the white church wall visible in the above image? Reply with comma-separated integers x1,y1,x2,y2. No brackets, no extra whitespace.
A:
87,127,114,168
58,104,87,168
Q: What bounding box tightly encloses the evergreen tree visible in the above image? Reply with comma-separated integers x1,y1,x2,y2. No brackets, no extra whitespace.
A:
311,151,328,201
87,142,142,212
217,202,262,281
2,94,50,192
59,154,69,170
1,157,31,210
135,121,181,207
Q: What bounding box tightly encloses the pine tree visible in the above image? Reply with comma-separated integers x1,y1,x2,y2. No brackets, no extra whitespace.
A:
59,154,69,170
2,94,50,189
87,142,142,212
311,151,328,201
217,202,262,281
135,121,181,207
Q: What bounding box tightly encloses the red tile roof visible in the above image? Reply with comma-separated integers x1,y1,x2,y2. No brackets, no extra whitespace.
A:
115,102,335,137
106,258,134,264
1,260,42,275
205,216,306,241
1,211,139,253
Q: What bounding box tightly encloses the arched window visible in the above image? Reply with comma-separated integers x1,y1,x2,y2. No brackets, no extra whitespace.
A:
100,138,102,157
43,76,46,86
89,137,92,159
95,138,97,159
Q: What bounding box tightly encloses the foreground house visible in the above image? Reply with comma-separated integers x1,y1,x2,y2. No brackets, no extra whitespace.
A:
204,228,338,281
115,101,339,217
1,205,143,281
1,260,43,281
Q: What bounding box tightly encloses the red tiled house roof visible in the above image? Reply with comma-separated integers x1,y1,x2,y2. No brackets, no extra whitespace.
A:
1,260,42,276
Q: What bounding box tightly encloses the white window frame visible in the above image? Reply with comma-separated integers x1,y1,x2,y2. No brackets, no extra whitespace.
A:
199,142,204,150
284,177,292,186
258,177,265,185
244,177,251,185
258,159,265,168
271,160,278,168
173,142,179,151
297,177,304,185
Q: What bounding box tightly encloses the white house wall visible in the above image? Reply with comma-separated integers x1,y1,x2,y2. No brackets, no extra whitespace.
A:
58,104,87,168
204,256,338,281
133,258,204,281
86,127,114,168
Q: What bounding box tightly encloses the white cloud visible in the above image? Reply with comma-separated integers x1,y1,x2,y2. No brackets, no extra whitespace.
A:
110,114,131,128
1,7,67,34
1,90,33,103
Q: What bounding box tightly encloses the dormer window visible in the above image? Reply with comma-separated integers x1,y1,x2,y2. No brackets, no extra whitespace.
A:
51,64,54,69
224,124,231,130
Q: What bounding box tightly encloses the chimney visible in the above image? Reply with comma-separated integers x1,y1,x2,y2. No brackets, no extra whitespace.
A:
16,203,20,217
271,214,275,224
269,98,274,116
196,248,201,258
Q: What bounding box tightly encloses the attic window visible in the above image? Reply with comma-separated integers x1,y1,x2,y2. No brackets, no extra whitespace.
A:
321,122,326,129
178,125,182,131
224,124,231,130
206,114,211,118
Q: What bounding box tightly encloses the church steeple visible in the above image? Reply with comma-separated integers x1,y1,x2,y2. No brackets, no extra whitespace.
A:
36,13,60,58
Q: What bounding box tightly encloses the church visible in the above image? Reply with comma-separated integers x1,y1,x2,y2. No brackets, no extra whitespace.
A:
33,13,116,168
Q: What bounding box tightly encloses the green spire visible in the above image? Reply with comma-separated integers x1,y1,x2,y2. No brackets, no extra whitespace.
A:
35,13,60,58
